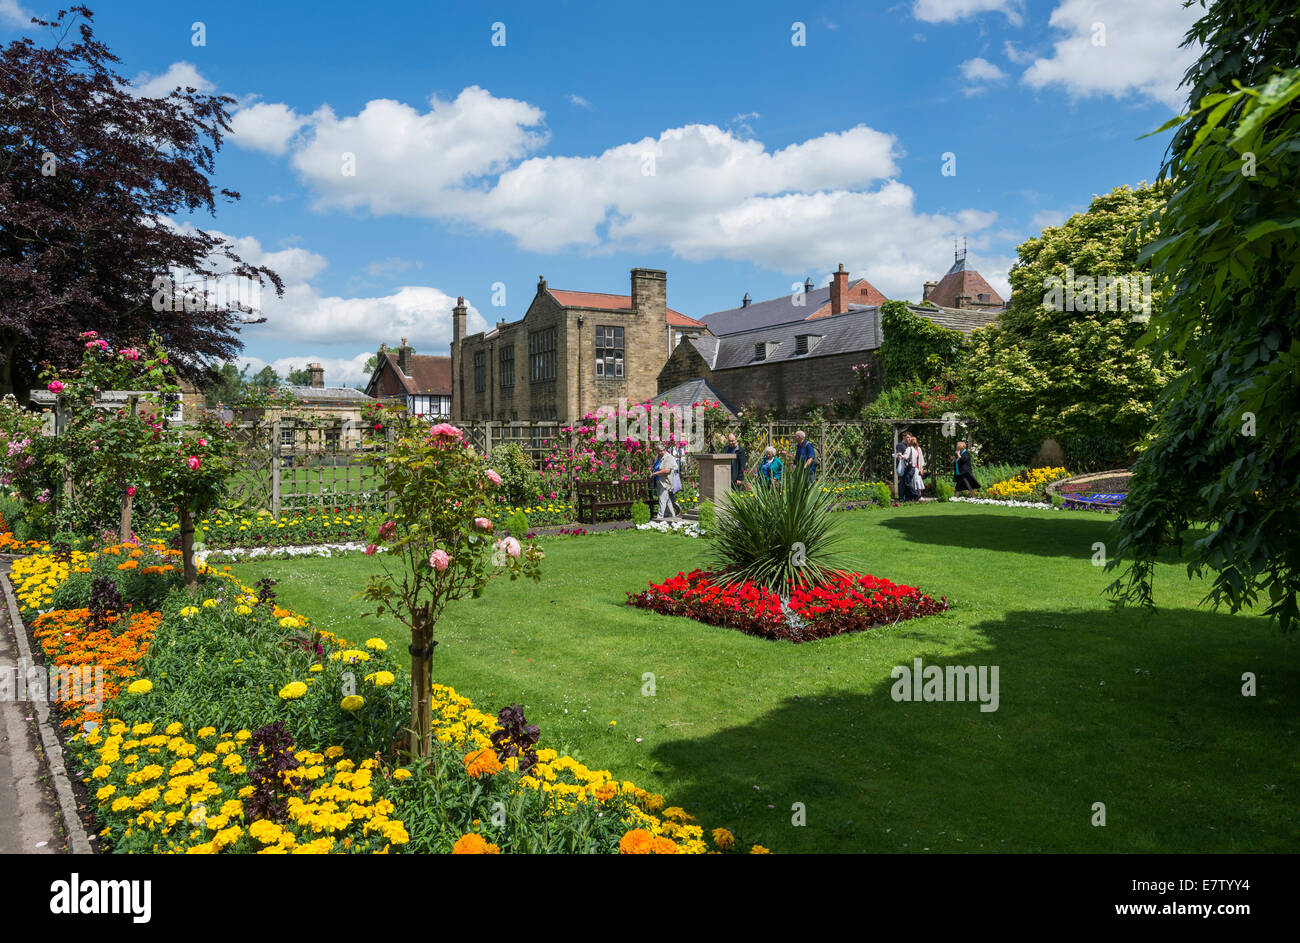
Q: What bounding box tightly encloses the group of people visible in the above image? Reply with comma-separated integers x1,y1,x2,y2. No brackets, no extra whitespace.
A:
896,435,981,502
649,429,980,518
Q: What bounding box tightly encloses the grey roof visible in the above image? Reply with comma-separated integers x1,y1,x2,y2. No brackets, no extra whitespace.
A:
656,377,737,417
702,306,882,371
695,303,1000,372
701,279,869,335
283,385,374,403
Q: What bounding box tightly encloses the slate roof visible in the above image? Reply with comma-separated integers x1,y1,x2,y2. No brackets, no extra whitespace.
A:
655,377,737,417
702,283,838,335
688,303,1000,371
700,306,883,371
283,385,374,403
547,289,704,328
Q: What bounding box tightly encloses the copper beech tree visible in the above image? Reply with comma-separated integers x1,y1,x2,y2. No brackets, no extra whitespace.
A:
0,6,282,399
359,407,543,757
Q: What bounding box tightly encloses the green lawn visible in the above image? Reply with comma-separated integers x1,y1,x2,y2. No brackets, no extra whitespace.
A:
230,503,1300,853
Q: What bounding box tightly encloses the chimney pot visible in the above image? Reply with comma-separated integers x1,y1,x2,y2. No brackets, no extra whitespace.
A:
742,292,751,308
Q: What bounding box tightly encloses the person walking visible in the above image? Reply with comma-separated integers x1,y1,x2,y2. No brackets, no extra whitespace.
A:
758,446,784,488
954,441,981,495
651,442,682,519
724,433,747,490
896,434,924,501
906,434,926,499
794,430,816,485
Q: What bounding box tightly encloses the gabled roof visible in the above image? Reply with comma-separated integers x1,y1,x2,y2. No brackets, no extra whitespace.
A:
701,277,883,335
912,303,1003,335
547,288,704,328
368,351,452,397
926,265,1004,309
655,377,737,417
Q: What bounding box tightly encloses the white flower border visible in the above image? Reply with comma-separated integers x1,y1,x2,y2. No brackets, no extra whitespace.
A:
195,541,384,564
635,520,705,538
949,497,1062,510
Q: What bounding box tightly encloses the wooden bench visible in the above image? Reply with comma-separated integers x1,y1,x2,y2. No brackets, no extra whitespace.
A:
576,479,656,524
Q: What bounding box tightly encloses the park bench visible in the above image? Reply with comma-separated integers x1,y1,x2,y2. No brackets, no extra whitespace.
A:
1062,491,1126,511
576,479,656,524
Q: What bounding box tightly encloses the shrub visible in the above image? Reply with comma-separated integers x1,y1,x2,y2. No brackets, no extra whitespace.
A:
935,479,955,502
873,482,893,507
506,508,530,536
697,499,716,531
706,464,847,591
488,443,545,507
630,501,651,526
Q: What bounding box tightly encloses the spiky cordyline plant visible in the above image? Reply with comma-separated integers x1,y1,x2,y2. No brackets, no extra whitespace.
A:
706,464,848,592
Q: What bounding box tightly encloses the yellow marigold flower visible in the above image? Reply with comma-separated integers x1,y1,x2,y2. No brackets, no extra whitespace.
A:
711,827,735,850
369,671,395,687
308,664,323,673
96,785,116,801
196,727,216,739
340,695,365,712
127,679,153,696
202,599,218,608
323,746,345,759
165,722,183,736
91,765,111,779
749,844,771,854
179,606,199,618
451,833,500,854
249,820,284,844
392,769,412,781
279,616,300,629
279,681,308,700
364,637,387,651
234,605,252,615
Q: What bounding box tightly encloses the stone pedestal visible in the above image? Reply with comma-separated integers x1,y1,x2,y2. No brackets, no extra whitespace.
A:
695,453,735,507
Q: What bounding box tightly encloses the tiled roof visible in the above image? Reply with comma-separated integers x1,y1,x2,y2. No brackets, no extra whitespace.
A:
913,304,1002,335
283,385,374,403
925,260,1004,309
372,351,452,396
547,289,704,327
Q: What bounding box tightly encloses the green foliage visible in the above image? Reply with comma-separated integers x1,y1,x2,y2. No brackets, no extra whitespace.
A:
1109,10,1300,632
507,508,530,536
488,443,544,508
934,479,955,502
630,501,651,526
960,182,1179,448
873,482,893,507
706,465,847,591
880,300,965,389
697,499,716,531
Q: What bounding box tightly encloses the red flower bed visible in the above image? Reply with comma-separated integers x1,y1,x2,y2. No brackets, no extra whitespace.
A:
627,569,949,642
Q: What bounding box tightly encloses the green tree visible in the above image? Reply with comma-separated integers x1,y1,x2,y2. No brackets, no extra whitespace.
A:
959,182,1178,454
1109,2,1300,632
285,365,311,385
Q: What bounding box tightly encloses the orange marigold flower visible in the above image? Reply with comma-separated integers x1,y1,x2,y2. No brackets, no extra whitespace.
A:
462,749,503,779
116,560,138,570
618,829,655,854
451,833,501,854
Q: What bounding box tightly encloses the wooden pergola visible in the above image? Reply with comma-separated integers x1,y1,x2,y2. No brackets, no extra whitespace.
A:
888,417,976,497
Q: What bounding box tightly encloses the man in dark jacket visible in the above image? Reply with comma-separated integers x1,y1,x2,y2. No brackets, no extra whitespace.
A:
725,433,747,489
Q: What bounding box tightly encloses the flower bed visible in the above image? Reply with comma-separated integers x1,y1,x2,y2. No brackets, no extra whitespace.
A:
982,467,1071,502
628,569,949,642
10,543,759,854
142,510,382,550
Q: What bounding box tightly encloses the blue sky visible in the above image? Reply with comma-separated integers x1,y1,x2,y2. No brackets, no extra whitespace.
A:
2,0,1202,384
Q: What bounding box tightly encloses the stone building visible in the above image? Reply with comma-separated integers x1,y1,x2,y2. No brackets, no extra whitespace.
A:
451,268,706,423
658,303,999,415
364,340,453,417
271,363,374,453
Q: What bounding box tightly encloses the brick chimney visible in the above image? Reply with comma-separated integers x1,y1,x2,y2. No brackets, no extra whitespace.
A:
830,263,849,315
308,362,324,388
630,268,667,317
922,280,938,302
397,336,413,375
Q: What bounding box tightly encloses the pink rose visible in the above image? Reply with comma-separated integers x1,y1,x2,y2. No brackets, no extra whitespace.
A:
121,348,140,361
486,469,502,486
187,456,201,471
430,422,463,438
429,548,451,571
47,381,64,394
474,517,493,531
127,485,136,497
377,520,396,541
498,536,521,559
79,331,98,339
364,544,377,556
198,438,207,447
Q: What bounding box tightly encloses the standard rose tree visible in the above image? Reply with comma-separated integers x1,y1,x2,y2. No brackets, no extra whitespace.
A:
37,334,232,585
358,406,543,756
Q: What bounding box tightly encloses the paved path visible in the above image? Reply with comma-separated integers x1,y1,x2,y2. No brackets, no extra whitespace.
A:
0,574,69,854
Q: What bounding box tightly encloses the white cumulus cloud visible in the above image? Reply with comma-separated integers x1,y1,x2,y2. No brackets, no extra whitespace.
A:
130,61,215,98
